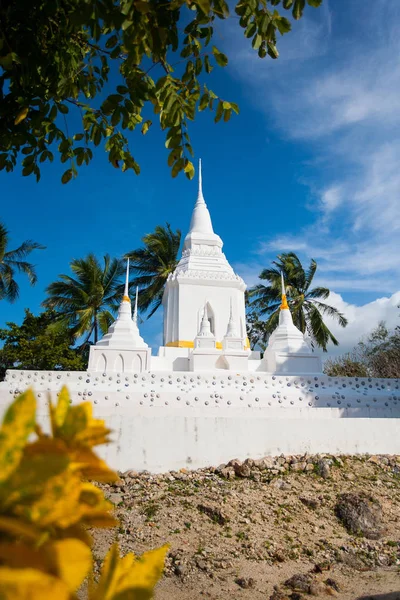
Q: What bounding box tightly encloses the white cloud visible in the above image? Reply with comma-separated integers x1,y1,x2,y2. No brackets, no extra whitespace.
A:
324,291,400,356
226,0,400,295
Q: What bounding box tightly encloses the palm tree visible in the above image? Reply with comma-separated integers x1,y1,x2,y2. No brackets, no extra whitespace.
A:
0,222,44,302
125,223,181,318
43,254,125,346
248,252,348,351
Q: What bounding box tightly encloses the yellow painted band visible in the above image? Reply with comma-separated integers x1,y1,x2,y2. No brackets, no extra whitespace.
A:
280,294,289,310
122,296,131,302
166,340,250,350
166,340,194,348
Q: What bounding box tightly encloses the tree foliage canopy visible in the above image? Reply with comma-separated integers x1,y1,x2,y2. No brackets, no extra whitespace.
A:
43,254,125,345
0,221,44,302
125,223,181,318
0,0,322,183
324,321,400,379
0,309,86,380
248,252,348,351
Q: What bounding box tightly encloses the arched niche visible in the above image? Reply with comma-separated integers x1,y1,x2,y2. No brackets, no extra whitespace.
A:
96,353,107,373
114,354,124,373
197,302,216,335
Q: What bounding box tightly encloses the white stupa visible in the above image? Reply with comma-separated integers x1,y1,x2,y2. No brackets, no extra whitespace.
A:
262,272,322,374
87,260,151,373
161,159,248,353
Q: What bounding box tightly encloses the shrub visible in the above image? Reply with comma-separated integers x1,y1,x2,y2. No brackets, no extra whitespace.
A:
0,386,168,599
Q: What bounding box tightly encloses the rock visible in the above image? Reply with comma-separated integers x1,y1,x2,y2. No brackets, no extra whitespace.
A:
317,459,330,479
291,462,306,472
269,588,290,600
309,582,324,596
289,594,304,600
220,467,235,480
299,496,318,510
284,573,313,593
325,578,340,592
195,558,208,571
109,493,123,505
252,470,261,482
235,577,255,589
305,464,314,472
174,564,186,578
233,462,251,478
335,493,383,539
198,504,228,525
244,458,255,468
270,478,291,490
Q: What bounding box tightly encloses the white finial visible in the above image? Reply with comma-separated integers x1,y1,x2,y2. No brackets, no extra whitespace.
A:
123,258,130,302
197,158,204,204
198,302,213,337
281,271,285,296
225,298,238,337
133,286,139,323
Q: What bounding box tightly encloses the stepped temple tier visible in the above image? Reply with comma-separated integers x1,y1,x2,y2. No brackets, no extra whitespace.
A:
1,162,399,471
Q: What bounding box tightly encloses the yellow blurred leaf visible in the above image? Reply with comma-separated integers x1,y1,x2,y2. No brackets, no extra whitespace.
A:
0,516,40,541
90,544,134,600
119,545,169,595
70,447,118,482
51,538,92,591
14,106,29,125
50,386,70,434
0,567,70,600
0,541,48,571
58,402,112,448
0,389,36,484
2,442,69,509
91,544,168,600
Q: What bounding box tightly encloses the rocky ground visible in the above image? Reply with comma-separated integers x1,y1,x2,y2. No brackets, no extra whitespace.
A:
93,455,400,599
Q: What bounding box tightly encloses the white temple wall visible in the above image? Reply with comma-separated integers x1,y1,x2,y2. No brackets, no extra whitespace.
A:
1,370,399,473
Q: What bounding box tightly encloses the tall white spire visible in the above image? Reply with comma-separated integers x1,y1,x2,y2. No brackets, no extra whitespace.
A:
280,271,289,310
187,159,215,236
93,259,148,349
133,286,139,323
123,258,130,302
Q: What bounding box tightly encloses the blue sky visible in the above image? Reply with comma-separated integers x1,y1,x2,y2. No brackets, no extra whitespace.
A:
1,0,400,354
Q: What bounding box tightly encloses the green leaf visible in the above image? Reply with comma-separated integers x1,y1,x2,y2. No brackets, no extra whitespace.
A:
58,104,69,115
73,133,84,141
212,46,228,67
215,100,224,123
61,169,73,184
245,22,257,38
308,0,322,6
135,1,152,13
196,0,211,13
252,34,262,50
105,34,119,49
274,15,291,35
141,120,152,135
117,85,129,94
172,158,184,177
184,160,195,180
293,0,305,19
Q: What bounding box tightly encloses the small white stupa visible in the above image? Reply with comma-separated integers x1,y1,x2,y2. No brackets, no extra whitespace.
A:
262,272,322,374
88,260,151,373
